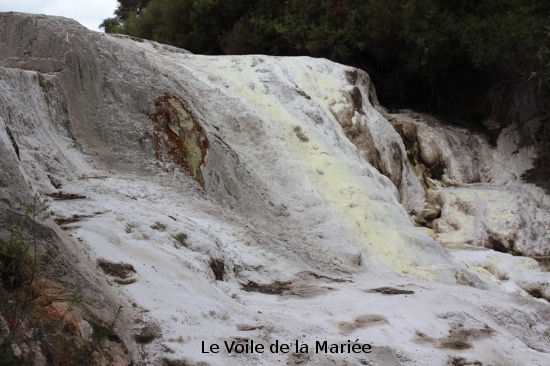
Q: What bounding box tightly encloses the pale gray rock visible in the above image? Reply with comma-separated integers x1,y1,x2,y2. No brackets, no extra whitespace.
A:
436,187,550,256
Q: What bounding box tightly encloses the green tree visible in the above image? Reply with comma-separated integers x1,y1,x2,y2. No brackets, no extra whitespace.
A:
102,0,550,130
99,0,151,32
117,0,259,53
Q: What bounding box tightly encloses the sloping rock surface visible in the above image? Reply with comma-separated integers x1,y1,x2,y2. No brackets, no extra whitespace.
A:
1,12,549,366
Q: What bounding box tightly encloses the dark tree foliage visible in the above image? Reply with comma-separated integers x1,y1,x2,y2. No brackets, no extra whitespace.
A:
116,0,151,20
99,0,151,32
102,0,550,132
109,0,259,54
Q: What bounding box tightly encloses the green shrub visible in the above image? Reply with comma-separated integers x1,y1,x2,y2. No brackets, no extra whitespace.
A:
0,195,55,363
0,195,121,365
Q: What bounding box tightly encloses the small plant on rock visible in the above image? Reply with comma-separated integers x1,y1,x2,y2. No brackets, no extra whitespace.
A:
0,194,125,365
0,194,63,363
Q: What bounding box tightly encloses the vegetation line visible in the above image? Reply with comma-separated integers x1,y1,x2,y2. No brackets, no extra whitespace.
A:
101,0,550,135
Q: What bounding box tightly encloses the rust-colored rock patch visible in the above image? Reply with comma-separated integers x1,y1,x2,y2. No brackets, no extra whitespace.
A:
148,94,209,187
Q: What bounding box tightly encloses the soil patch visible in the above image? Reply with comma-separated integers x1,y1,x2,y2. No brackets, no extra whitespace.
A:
367,287,414,295
97,258,136,279
242,281,291,295
47,192,86,200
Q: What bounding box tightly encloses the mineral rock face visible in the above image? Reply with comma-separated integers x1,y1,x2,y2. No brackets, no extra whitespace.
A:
388,112,550,257
1,12,549,366
0,12,455,280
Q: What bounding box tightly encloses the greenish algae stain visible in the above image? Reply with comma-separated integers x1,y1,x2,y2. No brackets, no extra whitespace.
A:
149,94,209,187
